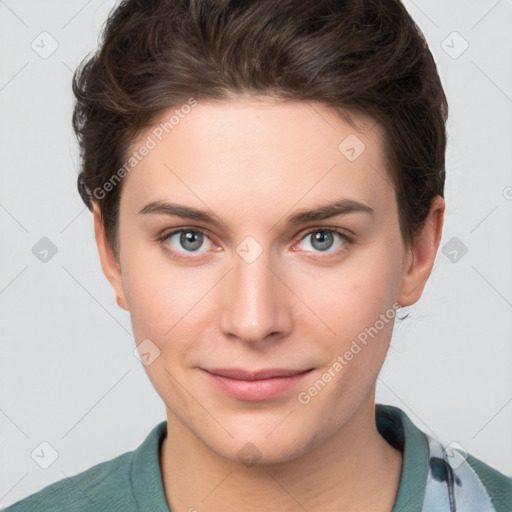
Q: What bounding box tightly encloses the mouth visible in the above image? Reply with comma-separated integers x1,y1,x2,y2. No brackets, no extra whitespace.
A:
201,367,314,401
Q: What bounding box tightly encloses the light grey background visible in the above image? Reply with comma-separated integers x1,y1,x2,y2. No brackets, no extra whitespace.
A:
1,0,511,507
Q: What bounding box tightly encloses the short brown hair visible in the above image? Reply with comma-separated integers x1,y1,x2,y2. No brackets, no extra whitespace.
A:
72,0,448,257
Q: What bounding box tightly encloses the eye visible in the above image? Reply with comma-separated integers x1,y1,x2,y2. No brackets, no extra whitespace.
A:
294,228,352,257
157,226,353,261
159,228,215,255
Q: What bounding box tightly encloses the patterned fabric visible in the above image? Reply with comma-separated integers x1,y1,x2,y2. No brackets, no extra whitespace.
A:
422,435,497,512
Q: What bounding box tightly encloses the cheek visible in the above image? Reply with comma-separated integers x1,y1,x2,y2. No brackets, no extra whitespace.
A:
316,249,401,335
296,254,401,418
120,241,200,343
302,245,403,396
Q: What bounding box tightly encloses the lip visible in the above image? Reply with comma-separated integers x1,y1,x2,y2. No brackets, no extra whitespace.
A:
202,367,314,401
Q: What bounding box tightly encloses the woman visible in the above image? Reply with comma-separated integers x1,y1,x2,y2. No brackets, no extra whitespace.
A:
5,0,511,510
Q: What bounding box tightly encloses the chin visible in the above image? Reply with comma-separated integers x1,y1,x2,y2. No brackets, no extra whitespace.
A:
199,420,319,467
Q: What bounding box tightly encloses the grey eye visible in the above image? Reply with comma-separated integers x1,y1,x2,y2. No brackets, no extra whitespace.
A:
297,230,347,253
179,231,204,251
165,229,214,253
308,231,335,251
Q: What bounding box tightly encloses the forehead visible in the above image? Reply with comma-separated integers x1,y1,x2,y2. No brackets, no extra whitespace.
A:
120,98,393,219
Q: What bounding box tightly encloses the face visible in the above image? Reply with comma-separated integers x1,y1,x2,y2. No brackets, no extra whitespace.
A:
94,97,442,464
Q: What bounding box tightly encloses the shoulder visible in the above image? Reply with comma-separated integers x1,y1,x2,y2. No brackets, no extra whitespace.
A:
2,421,168,512
376,404,512,512
2,450,137,512
464,452,512,512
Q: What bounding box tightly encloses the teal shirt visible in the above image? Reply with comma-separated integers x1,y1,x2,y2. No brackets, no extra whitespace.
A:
3,404,511,511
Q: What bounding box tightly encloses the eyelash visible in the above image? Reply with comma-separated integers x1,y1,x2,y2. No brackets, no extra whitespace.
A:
156,227,354,261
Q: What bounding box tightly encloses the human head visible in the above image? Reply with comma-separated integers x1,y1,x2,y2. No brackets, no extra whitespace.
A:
72,0,447,466
73,0,448,259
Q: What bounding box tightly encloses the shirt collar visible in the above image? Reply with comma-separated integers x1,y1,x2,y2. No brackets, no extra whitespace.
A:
376,403,429,512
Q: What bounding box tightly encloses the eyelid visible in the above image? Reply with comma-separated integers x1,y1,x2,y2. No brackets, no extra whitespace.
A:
157,226,217,249
290,226,354,259
293,226,354,244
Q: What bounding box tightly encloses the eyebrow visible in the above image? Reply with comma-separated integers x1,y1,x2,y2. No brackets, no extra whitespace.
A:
138,199,374,229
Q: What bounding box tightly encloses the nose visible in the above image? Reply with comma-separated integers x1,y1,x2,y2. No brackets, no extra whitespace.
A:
218,247,293,344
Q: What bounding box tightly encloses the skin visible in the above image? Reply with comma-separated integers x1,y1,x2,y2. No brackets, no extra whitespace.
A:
93,97,444,512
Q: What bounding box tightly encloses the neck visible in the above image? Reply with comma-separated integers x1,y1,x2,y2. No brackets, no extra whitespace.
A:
159,395,402,512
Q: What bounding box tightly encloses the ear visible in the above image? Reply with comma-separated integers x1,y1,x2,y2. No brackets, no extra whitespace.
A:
397,195,445,307
92,202,128,310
